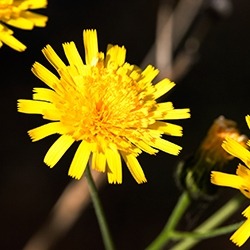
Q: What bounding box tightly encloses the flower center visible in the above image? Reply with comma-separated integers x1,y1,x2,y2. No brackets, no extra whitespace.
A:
57,65,155,148
0,1,19,20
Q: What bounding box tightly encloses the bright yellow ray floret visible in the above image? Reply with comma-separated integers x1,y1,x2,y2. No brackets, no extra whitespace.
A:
0,0,48,51
230,206,250,247
211,164,250,199
211,115,250,247
18,29,190,184
222,137,250,169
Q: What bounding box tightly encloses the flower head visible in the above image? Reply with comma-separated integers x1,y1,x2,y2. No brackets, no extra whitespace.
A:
0,0,48,51
18,29,190,184
211,115,250,246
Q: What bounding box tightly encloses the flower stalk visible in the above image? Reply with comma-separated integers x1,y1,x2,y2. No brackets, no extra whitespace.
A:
85,166,115,250
170,194,245,250
147,193,245,250
146,192,190,250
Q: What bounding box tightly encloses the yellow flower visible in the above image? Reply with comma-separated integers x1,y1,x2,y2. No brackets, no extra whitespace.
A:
18,29,190,184
211,115,250,246
0,0,48,51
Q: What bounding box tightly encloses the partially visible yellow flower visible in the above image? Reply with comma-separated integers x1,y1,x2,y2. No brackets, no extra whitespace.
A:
211,115,250,246
18,29,190,184
0,0,48,51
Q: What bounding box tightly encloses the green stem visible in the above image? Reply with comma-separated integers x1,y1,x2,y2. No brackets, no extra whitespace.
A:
85,166,115,250
170,194,245,250
172,221,243,240
146,192,191,250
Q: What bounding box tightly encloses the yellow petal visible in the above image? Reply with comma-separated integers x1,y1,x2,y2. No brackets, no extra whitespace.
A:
133,140,158,155
42,45,66,70
154,78,175,99
105,147,122,184
92,151,106,172
236,164,250,179
150,138,182,155
242,205,250,219
0,30,26,51
42,106,61,121
222,137,250,168
63,42,85,70
149,121,183,136
44,135,75,168
32,87,57,102
129,69,141,81
21,11,48,27
211,171,245,189
83,29,98,66
21,0,48,9
156,102,174,112
235,165,250,198
141,65,159,83
246,115,250,130
5,17,34,30
17,99,54,114
28,122,65,142
121,152,147,184
163,108,191,120
68,141,92,179
57,67,76,89
230,217,250,247
106,44,126,67
32,62,60,89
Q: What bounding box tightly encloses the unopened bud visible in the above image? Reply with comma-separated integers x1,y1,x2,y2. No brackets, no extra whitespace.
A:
176,116,247,200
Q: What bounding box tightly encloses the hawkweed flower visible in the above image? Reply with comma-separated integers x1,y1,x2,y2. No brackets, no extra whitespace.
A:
0,0,48,51
176,116,247,200
211,115,250,246
17,29,190,184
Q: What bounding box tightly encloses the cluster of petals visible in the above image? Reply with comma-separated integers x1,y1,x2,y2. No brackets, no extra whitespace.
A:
211,115,250,246
0,0,47,51
18,29,190,184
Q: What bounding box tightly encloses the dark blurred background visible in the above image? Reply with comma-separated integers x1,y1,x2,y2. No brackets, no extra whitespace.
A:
0,0,250,249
